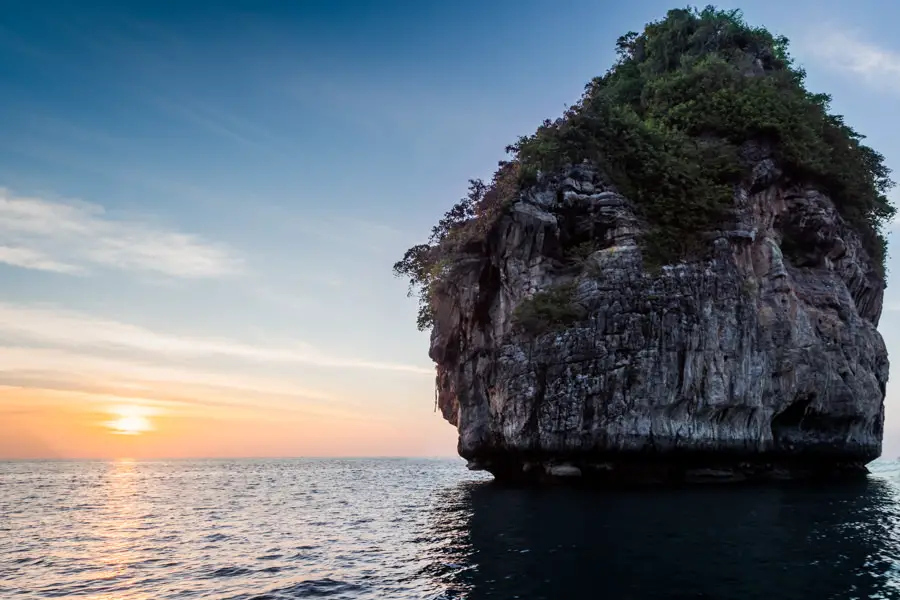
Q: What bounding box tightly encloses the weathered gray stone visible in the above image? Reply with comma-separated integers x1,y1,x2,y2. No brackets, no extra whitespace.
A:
429,157,889,483
547,464,582,477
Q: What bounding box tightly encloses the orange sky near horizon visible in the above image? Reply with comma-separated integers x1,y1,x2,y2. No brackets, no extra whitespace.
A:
0,299,460,460
0,384,459,460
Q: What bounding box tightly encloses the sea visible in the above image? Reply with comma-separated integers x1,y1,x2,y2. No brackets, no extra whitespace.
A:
3,458,900,600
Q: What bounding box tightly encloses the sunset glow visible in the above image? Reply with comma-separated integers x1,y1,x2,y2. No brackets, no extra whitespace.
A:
0,382,456,459
104,406,156,436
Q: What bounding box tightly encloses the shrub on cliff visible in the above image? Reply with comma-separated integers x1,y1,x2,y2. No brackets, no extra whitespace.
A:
394,5,895,331
512,282,584,335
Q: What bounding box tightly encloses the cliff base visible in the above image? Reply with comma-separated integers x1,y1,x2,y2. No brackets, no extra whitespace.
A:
469,453,871,485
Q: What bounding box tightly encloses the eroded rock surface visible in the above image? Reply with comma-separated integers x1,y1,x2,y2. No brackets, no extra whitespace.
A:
430,149,889,483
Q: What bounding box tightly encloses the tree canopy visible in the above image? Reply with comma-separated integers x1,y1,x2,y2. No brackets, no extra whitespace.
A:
394,5,895,331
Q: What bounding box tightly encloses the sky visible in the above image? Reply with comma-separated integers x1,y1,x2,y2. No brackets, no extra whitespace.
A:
1,0,899,459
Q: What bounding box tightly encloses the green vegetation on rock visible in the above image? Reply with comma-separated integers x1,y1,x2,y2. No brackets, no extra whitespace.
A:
512,282,584,336
394,5,895,331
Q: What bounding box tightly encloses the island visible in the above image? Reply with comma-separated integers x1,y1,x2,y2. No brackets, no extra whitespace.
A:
394,7,893,483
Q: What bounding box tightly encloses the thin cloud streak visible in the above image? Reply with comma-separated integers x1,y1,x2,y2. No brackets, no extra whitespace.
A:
0,346,334,406
0,382,383,425
0,348,402,425
0,188,242,278
0,302,433,374
148,95,278,152
797,25,900,93
0,246,84,274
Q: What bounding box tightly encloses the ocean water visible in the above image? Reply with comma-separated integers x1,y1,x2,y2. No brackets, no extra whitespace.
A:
3,459,900,599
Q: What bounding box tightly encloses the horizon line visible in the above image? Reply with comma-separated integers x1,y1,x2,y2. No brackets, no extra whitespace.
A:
0,455,463,462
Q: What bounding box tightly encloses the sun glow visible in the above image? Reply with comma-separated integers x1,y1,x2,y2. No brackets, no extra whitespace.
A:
104,405,156,435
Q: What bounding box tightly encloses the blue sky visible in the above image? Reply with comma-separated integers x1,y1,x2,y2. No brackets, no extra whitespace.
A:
1,0,899,458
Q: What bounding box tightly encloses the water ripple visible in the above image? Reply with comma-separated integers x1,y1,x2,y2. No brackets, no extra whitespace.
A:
234,578,367,599
4,459,900,598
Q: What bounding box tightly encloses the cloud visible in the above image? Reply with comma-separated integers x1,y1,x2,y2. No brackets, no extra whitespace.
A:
148,95,282,152
796,26,900,93
0,345,410,426
0,361,374,424
0,246,84,274
0,346,332,402
0,188,242,277
0,301,433,374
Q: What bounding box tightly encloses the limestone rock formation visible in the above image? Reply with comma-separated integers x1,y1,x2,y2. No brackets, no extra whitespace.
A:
429,155,888,482
396,8,893,483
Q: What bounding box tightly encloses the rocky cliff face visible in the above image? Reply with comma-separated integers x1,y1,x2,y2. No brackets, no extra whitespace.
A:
429,145,889,483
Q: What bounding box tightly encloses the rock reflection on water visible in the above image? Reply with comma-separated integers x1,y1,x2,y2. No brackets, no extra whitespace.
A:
426,472,900,600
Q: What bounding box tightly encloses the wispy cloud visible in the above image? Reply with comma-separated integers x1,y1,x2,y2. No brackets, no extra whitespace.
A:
0,366,376,425
148,95,283,152
796,25,900,94
0,346,332,402
0,301,433,374
0,188,242,277
0,246,83,274
0,340,420,426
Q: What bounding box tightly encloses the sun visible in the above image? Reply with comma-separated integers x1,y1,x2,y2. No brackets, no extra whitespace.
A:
107,415,153,435
105,405,156,435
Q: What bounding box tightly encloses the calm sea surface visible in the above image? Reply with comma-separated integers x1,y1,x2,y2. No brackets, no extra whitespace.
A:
3,458,900,599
